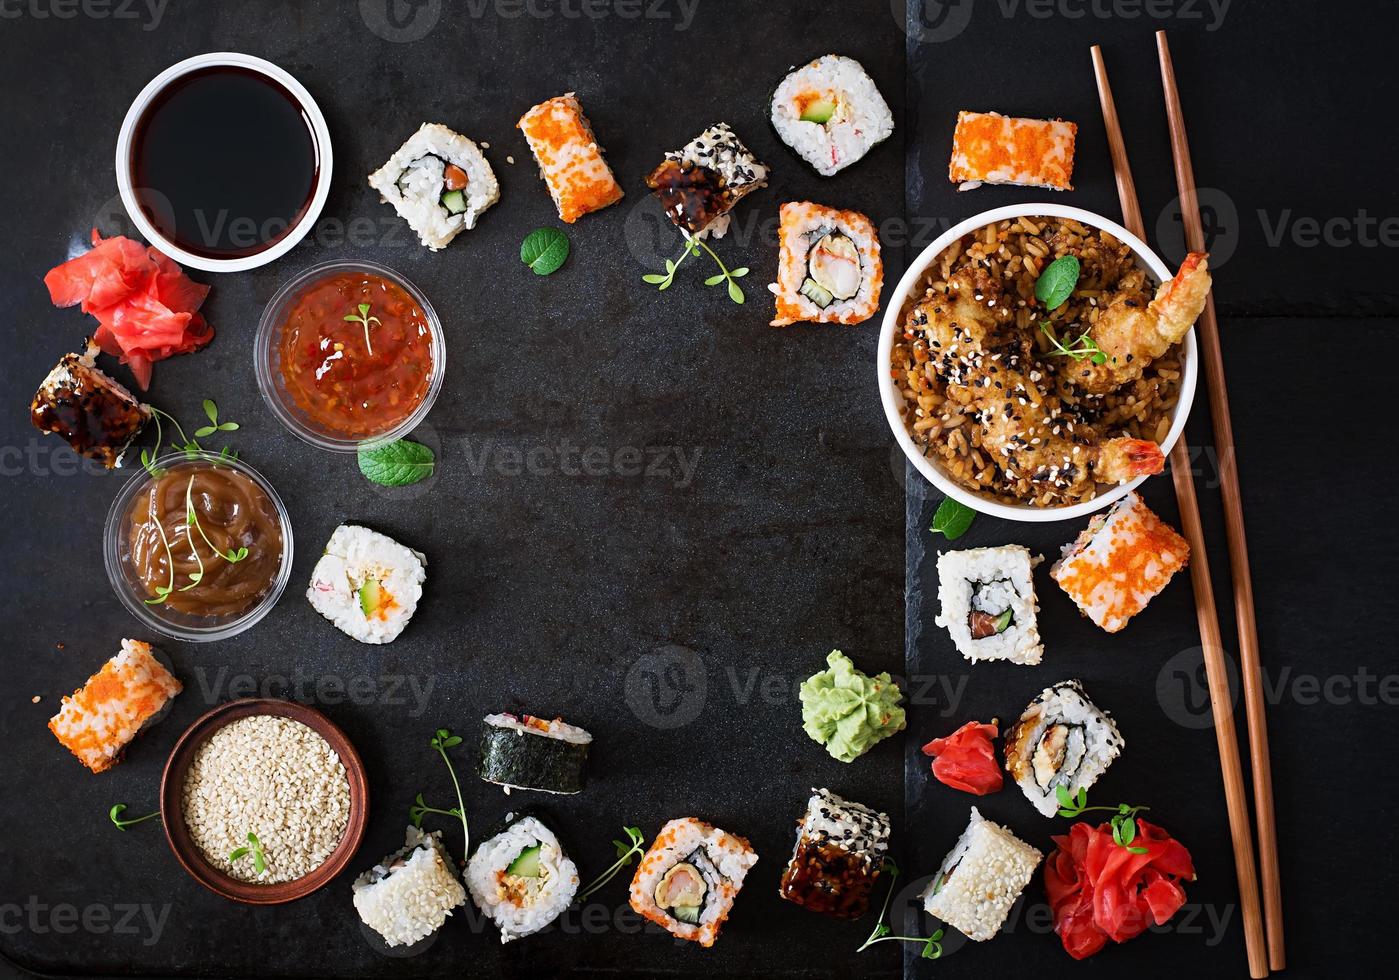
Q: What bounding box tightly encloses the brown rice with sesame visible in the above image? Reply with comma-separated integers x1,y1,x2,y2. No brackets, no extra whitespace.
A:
890,215,1183,507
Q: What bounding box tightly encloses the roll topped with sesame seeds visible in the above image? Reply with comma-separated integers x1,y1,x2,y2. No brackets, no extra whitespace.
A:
645,123,768,239
922,806,1042,942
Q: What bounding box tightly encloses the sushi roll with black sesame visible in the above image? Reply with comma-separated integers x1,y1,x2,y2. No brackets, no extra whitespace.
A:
644,123,768,239
778,788,890,918
31,342,151,468
770,55,893,177
466,813,579,943
478,713,591,795
1003,680,1123,817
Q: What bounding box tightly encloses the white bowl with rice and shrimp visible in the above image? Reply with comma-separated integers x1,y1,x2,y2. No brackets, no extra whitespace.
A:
879,203,1203,522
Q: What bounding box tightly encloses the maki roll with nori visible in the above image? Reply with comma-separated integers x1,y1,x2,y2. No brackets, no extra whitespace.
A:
352,826,467,948
629,817,758,947
1004,680,1123,817
478,713,591,795
645,123,768,239
770,54,893,176
778,788,890,918
466,813,579,943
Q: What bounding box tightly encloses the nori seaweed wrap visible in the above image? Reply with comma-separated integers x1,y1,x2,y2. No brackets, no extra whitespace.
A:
478,713,591,795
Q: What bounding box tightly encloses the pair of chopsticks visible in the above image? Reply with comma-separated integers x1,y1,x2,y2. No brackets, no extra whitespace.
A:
1090,33,1284,978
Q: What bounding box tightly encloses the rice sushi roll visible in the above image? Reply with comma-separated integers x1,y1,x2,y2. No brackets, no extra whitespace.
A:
466,814,579,943
353,826,467,948
517,93,623,223
48,639,181,773
307,524,427,644
768,202,883,327
934,545,1043,666
31,343,151,468
630,817,757,947
778,788,890,919
1051,492,1189,633
368,123,500,250
922,806,1042,941
1004,680,1123,817
644,123,768,239
770,55,893,177
478,714,591,795
948,110,1077,191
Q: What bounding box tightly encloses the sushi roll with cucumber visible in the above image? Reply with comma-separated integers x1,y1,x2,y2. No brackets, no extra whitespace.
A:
1004,680,1124,817
645,123,768,239
770,55,894,176
478,714,591,795
629,817,757,947
934,545,1043,666
306,525,427,644
368,123,499,250
352,826,467,948
778,788,890,919
769,201,883,327
466,814,579,943
922,807,1042,941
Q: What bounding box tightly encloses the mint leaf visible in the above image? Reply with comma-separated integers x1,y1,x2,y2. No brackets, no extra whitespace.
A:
520,227,570,276
358,440,435,487
1034,255,1081,311
930,496,975,540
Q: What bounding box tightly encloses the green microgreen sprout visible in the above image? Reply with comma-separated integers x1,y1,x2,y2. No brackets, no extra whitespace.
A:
1040,322,1108,365
1055,786,1151,854
108,803,160,831
576,826,646,902
344,303,382,355
410,729,469,863
193,399,240,439
228,831,268,876
140,402,241,478
643,234,749,304
857,859,945,960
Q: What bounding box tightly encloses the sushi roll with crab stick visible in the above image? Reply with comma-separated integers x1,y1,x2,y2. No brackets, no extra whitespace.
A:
478,713,591,795
769,54,894,177
1004,680,1124,817
769,201,883,327
466,813,579,943
629,817,758,947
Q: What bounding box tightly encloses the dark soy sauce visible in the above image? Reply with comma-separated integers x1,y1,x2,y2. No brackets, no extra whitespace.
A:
131,66,318,259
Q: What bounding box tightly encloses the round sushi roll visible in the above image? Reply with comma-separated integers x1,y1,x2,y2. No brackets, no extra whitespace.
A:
306,524,426,644
769,202,883,327
367,123,500,250
478,714,591,795
466,815,579,943
770,55,894,177
934,545,1043,666
628,817,757,947
1004,680,1124,817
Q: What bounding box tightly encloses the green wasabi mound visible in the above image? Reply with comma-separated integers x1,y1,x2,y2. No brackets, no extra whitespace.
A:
800,650,907,763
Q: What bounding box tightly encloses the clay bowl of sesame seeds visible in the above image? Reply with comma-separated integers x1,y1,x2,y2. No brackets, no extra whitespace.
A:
160,698,369,904
878,202,1199,523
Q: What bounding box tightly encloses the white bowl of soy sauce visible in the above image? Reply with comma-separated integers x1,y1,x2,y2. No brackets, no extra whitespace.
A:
116,52,333,273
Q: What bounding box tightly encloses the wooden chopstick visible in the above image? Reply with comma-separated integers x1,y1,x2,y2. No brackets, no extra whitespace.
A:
1156,31,1285,971
1090,44,1271,980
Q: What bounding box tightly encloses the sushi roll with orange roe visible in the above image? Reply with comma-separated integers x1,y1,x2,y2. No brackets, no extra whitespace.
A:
769,202,882,327
48,639,182,773
517,93,623,223
629,817,757,947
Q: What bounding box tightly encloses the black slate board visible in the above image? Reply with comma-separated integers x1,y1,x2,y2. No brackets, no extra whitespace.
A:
1,2,1397,979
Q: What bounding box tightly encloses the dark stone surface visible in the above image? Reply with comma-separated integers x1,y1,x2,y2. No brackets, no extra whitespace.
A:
0,1,1395,979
